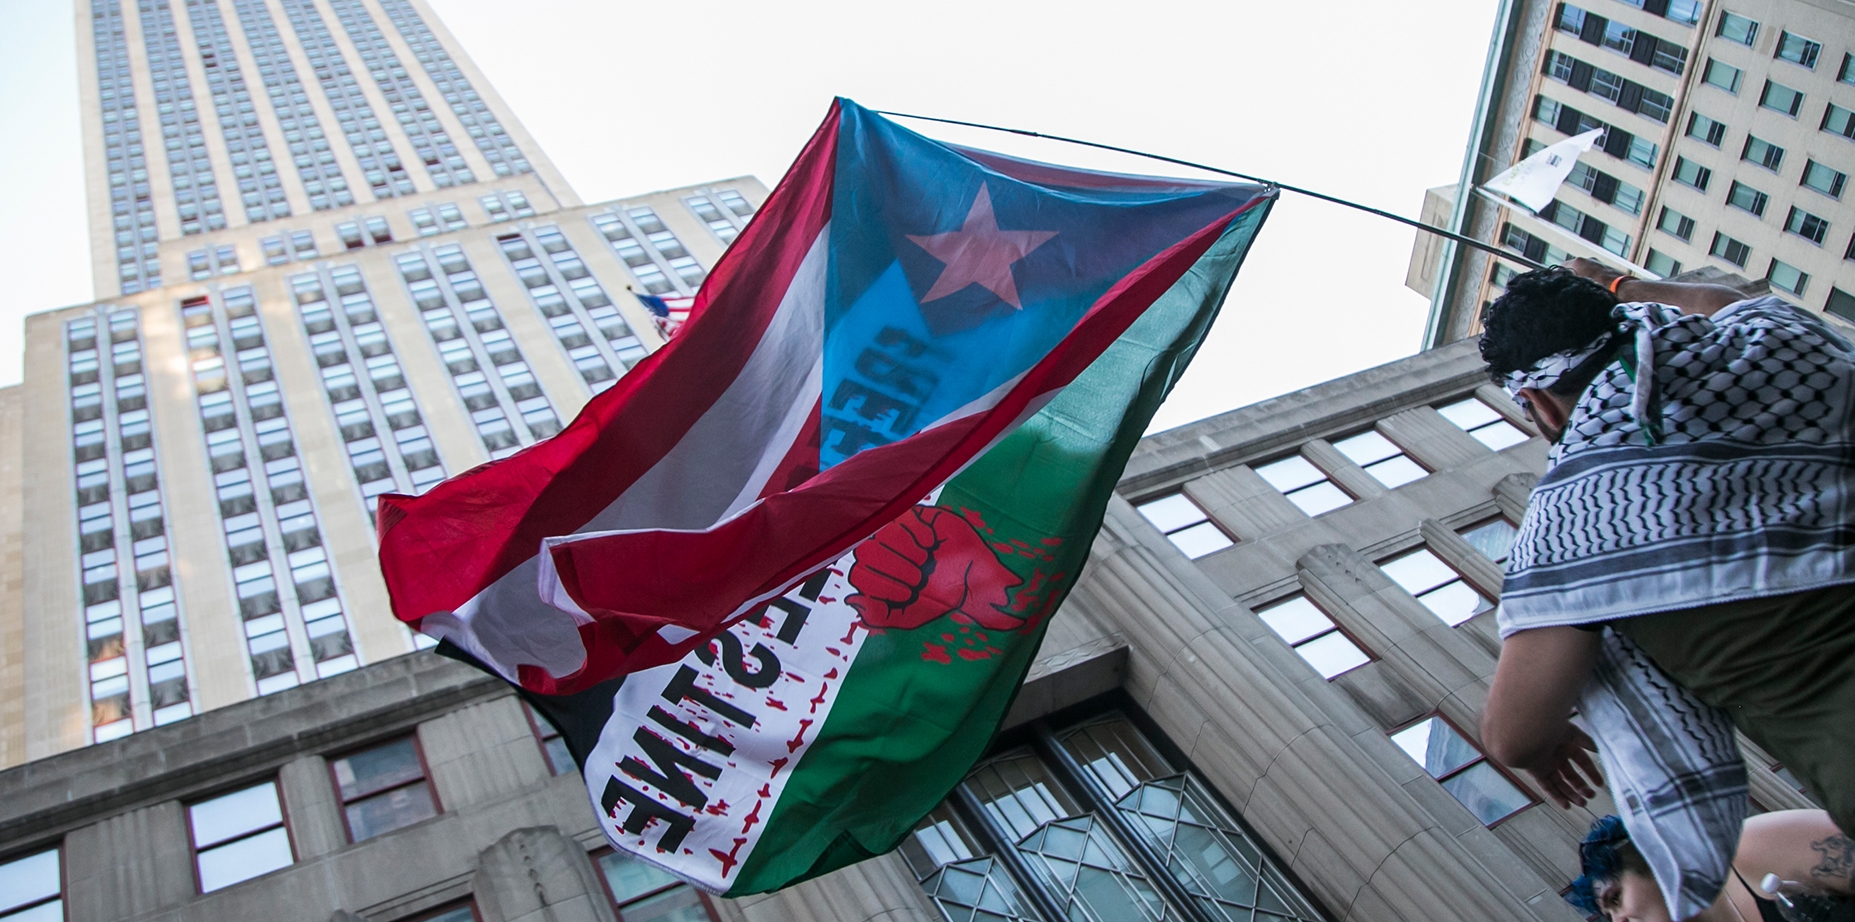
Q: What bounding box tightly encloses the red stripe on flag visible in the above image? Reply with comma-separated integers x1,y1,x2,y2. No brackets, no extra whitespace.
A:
527,197,1264,693
375,100,843,624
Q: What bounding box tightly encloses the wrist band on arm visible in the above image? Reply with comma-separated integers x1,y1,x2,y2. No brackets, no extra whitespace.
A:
1609,274,1637,296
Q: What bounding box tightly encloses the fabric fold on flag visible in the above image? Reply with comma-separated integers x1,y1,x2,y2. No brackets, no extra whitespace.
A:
377,98,1274,698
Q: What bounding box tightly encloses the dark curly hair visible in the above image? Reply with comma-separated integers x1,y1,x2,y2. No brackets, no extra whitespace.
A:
1479,267,1620,381
1566,815,1650,916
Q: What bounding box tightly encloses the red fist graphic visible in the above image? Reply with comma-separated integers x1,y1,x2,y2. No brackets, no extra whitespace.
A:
847,506,1025,632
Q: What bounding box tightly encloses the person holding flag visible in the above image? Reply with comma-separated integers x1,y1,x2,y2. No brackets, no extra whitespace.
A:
377,98,1274,894
1477,259,1855,919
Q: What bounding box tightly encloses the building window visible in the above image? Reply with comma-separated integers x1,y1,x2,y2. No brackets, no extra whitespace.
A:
1802,161,1847,199
899,806,1042,922
1332,430,1427,488
1438,396,1529,450
1842,53,1855,86
595,850,718,922
261,235,290,266
1702,59,1743,93
717,189,755,217
1727,181,1769,217
1256,595,1371,679
1133,493,1234,558
1742,135,1785,172
1767,260,1808,296
1785,208,1829,245
1824,103,1855,141
1255,454,1351,516
1686,112,1726,146
1828,288,1855,323
407,903,477,922
188,780,294,892
1672,157,1712,191
1389,715,1533,826
0,848,61,921
1459,517,1519,563
1775,31,1820,69
522,702,573,776
1711,232,1752,268
329,736,439,842
1716,10,1757,45
1566,160,1644,214
1760,81,1804,117
684,195,740,243
1656,206,1697,242
1645,249,1682,278
1380,548,1492,626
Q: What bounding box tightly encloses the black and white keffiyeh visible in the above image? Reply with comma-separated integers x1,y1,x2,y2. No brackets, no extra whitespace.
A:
1495,295,1855,919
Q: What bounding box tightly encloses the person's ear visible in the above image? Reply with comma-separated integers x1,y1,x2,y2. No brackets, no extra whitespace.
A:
1518,387,1570,434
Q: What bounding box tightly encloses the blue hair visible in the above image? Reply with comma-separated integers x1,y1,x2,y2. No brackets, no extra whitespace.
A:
1566,815,1630,915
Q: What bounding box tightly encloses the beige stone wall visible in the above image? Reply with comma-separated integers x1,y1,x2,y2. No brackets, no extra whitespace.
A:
0,386,24,768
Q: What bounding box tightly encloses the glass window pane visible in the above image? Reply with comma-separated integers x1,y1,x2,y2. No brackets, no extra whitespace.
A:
1418,581,1492,627
196,825,293,892
420,909,475,922
598,850,684,903
1460,519,1518,563
189,782,283,848
1380,550,1456,595
1332,431,1400,466
1257,597,1334,645
1296,631,1371,679
1390,717,1478,779
0,901,63,922
1168,522,1232,558
1254,455,1325,493
1364,455,1427,488
1061,717,1174,799
1135,494,1204,533
967,752,1081,840
1471,420,1529,450
1441,762,1532,825
542,736,573,776
332,737,424,800
1286,481,1351,516
344,781,436,841
0,850,59,914
616,885,710,922
1439,396,1498,430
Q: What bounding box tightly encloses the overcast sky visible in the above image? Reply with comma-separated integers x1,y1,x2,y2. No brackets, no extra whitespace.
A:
0,0,1498,433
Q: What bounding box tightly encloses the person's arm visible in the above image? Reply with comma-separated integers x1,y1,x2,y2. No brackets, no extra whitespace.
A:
1482,626,1606,807
1564,257,1745,317
1733,810,1855,896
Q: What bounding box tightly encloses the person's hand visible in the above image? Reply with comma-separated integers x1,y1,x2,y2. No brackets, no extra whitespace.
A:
1563,257,1621,288
1524,724,1606,808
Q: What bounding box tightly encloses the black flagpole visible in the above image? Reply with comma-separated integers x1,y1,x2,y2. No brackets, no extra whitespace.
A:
876,110,1550,273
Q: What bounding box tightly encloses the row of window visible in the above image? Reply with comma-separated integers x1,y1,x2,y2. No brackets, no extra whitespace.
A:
375,0,531,177
1700,55,1854,142
497,226,645,391
395,244,559,457
1609,0,1701,26
590,207,707,295
1555,4,1689,77
276,0,417,199
292,265,449,511
183,288,357,695
95,1,162,294
1545,50,1676,124
327,0,475,189
231,0,353,212
1538,199,1632,256
1531,95,1659,169
1682,110,1851,202
186,0,290,225
140,0,227,237
67,309,192,743
1713,11,1851,82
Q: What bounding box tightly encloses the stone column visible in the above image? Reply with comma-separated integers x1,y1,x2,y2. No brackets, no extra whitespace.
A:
471,826,615,922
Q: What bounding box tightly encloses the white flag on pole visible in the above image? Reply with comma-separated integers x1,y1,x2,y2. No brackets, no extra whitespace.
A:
1481,128,1605,213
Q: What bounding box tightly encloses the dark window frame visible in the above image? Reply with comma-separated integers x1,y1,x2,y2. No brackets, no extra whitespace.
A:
0,842,66,922
402,900,482,922
1253,591,1377,681
1387,711,1539,829
520,700,573,777
1131,490,1240,558
591,846,721,922
182,776,297,895
325,733,443,844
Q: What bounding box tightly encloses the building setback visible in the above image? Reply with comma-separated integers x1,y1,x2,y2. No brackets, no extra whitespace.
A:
1414,0,1855,345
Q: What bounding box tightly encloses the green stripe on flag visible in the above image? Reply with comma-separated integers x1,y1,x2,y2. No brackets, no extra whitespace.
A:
729,200,1273,894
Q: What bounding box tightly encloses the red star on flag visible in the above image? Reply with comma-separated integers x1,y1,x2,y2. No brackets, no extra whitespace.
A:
906,183,1057,309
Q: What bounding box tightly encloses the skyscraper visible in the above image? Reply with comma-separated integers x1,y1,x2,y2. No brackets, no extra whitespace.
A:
1414,0,1853,345
0,0,766,767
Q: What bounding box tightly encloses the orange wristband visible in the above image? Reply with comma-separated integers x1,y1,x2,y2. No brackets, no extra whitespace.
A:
1609,274,1636,296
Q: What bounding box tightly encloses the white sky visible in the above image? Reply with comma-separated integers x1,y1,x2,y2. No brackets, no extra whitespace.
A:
0,0,1498,433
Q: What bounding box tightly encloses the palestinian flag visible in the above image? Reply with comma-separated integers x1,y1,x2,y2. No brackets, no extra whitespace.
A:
395,98,1273,893
508,178,1269,894
376,99,1272,695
